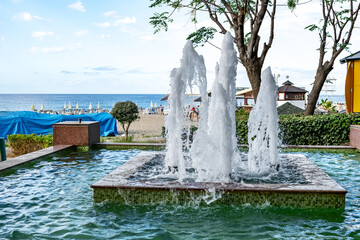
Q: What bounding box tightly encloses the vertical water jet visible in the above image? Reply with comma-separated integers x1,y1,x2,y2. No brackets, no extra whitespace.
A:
247,67,279,175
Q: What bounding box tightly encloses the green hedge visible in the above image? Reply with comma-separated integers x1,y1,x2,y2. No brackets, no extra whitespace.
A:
236,113,360,145
279,114,360,145
7,134,53,157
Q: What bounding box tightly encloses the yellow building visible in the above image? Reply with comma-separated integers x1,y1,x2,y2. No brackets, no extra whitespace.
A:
340,51,360,113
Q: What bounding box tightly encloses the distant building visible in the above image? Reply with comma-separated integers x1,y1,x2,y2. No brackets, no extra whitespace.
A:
340,51,360,113
321,77,337,96
277,80,307,109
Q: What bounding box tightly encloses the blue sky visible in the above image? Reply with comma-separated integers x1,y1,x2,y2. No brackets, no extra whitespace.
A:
0,0,358,94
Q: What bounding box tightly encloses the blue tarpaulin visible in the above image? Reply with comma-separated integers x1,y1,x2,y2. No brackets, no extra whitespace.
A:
0,111,118,138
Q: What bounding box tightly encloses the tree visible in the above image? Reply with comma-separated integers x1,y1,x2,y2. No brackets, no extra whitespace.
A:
150,0,296,100
304,0,360,115
111,101,140,140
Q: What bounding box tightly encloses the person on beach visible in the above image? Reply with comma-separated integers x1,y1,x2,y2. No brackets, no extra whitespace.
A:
160,105,164,115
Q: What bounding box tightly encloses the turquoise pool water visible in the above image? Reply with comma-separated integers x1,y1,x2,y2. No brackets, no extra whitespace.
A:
0,149,359,239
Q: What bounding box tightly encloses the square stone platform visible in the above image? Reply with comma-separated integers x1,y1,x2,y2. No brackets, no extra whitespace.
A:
91,153,347,209
53,121,100,146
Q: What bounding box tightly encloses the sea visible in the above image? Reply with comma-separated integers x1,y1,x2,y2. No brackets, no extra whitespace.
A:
0,94,167,113
0,94,345,113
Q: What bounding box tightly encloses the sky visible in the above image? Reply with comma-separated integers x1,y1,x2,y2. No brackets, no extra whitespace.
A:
0,0,359,94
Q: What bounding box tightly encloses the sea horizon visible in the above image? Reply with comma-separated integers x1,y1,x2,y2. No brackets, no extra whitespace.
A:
0,93,345,113
0,93,168,112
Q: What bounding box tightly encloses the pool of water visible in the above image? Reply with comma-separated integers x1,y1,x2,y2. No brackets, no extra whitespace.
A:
0,148,359,239
128,153,308,184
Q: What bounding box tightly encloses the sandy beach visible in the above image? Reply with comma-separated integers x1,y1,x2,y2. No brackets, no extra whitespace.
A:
116,113,199,142
116,114,165,142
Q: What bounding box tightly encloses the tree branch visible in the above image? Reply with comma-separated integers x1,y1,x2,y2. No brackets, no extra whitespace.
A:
247,0,269,58
260,0,276,65
200,0,227,34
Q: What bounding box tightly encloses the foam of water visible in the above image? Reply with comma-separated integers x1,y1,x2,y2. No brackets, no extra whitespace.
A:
165,33,279,183
247,67,279,175
165,41,208,180
190,32,240,182
165,32,240,183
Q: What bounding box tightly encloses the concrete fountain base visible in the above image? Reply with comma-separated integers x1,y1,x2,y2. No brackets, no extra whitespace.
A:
91,152,346,209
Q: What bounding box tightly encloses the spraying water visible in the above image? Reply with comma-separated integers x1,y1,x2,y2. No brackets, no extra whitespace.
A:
166,32,239,183
247,67,279,175
190,32,239,182
165,41,208,180
165,33,279,183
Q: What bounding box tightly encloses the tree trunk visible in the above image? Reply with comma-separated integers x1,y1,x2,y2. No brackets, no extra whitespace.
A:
304,66,333,116
241,58,262,101
121,123,127,140
125,131,128,140
125,123,131,140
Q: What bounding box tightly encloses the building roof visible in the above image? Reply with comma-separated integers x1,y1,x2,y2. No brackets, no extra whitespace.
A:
340,50,360,64
282,80,293,85
277,102,304,115
278,85,307,93
235,88,253,96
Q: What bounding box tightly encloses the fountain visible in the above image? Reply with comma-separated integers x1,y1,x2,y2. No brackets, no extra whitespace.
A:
91,33,347,208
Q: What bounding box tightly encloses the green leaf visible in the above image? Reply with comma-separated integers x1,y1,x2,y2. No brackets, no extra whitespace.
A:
149,0,172,8
305,24,319,32
287,0,299,10
149,12,173,33
186,27,217,47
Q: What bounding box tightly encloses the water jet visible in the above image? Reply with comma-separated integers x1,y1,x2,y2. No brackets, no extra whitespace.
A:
91,33,346,208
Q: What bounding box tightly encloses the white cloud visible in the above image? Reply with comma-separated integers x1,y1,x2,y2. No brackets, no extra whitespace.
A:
104,11,116,17
68,1,86,12
32,31,53,40
94,17,136,28
13,12,44,21
76,30,89,36
141,35,155,41
0,37,5,41
94,22,111,28
100,34,110,38
31,43,82,53
114,17,136,25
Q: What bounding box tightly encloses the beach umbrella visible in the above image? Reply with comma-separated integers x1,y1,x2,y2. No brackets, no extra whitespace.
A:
150,101,153,108
40,104,44,110
89,102,92,109
30,104,35,111
154,102,157,108
97,102,100,109
68,102,72,109
76,102,79,109
64,102,67,109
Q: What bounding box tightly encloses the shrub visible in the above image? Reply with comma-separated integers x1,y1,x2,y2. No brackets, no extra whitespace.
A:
236,113,360,145
279,114,360,145
111,101,140,140
162,113,359,146
7,134,53,157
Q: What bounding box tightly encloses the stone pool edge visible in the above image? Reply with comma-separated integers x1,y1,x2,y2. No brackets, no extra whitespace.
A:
0,145,74,172
91,152,347,209
94,142,357,149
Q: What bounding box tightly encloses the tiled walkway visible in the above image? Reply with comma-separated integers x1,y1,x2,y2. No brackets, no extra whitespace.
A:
0,145,73,171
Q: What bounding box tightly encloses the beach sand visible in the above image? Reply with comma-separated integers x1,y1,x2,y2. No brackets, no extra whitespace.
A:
116,113,198,142
116,114,166,142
